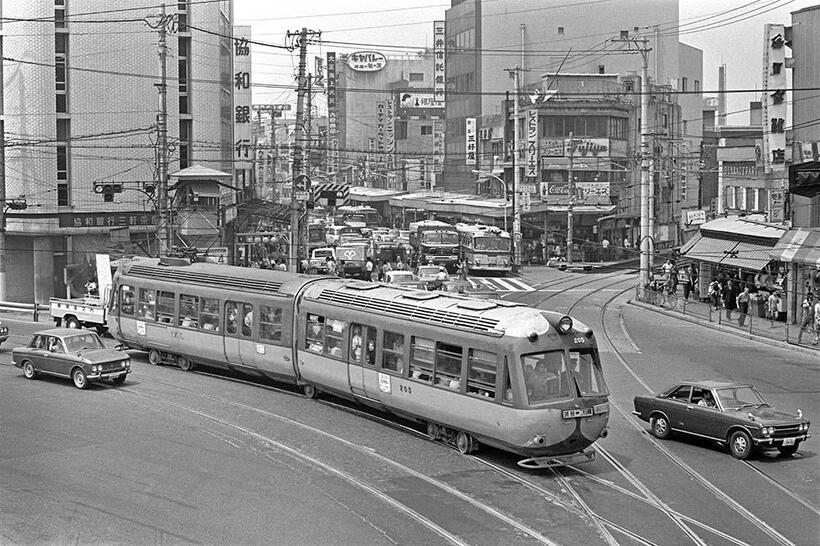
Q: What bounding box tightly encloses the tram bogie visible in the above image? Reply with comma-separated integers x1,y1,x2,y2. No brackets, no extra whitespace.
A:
108,259,610,467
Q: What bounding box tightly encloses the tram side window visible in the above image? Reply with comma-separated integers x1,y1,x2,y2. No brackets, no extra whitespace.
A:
179,294,199,328
137,288,156,320
409,336,434,383
156,291,175,324
119,285,135,315
467,349,497,399
382,331,404,373
324,319,345,358
434,342,463,390
226,302,240,335
241,303,253,337
259,305,282,343
199,297,220,331
306,314,325,352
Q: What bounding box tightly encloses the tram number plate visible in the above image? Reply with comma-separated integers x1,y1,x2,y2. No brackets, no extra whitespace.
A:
563,408,593,419
782,438,795,446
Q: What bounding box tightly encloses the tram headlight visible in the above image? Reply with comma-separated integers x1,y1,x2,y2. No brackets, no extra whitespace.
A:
557,316,573,335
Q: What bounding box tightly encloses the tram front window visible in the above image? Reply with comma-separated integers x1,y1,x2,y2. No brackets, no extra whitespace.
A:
522,351,570,403
568,350,607,396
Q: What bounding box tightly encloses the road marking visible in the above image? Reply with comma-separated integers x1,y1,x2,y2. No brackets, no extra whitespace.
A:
619,308,641,353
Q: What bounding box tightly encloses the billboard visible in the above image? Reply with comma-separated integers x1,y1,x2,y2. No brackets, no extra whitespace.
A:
526,109,539,179
386,98,395,171
233,26,253,170
327,52,339,174
762,24,787,174
433,21,446,106
346,51,386,72
398,92,438,109
465,118,477,165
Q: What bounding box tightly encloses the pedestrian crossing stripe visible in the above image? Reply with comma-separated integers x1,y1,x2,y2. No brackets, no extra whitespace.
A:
467,277,535,292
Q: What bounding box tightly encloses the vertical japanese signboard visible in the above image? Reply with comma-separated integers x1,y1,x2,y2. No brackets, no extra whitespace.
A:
233,26,252,172
386,98,395,171
762,24,787,174
432,119,444,175
377,102,386,170
526,109,538,180
433,21,446,107
465,118,477,165
326,52,339,175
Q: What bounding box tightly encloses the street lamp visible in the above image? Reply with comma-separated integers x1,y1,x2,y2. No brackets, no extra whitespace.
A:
472,170,509,232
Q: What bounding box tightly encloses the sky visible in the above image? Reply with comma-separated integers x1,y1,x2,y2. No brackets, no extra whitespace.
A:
234,0,818,124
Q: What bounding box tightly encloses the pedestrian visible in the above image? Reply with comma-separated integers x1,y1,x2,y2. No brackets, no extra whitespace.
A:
380,260,392,282
767,290,780,322
326,256,336,276
395,258,405,271
435,266,449,291
813,297,820,345
678,264,692,300
797,292,814,344
723,280,738,320
708,278,722,310
459,259,468,281
736,285,751,327
337,260,346,278
600,237,610,261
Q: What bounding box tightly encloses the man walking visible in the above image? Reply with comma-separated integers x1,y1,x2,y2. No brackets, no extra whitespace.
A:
736,285,751,327
797,292,815,344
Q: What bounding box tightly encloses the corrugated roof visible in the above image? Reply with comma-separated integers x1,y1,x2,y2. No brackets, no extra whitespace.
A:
682,234,775,271
700,214,786,240
770,228,820,267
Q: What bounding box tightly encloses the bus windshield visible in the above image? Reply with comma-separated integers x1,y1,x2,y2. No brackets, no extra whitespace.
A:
474,237,510,251
522,349,606,404
423,231,459,245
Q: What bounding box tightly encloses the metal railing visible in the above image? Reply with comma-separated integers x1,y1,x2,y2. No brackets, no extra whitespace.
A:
634,285,817,350
0,301,49,322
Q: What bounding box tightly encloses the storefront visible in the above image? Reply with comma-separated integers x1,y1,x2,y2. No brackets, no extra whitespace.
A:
768,228,820,323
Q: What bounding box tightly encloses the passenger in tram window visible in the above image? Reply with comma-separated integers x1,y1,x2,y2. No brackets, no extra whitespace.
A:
350,326,363,361
366,339,376,366
326,338,342,357
226,305,239,335
306,315,324,352
242,307,253,337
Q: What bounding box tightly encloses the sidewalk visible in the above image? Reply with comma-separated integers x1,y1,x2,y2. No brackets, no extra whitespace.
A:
630,289,820,358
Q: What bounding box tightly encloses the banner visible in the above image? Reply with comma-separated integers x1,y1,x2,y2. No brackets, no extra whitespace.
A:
465,118,477,165
433,119,444,174
326,52,339,174
433,21,446,106
526,109,538,179
376,102,386,169
232,26,253,170
768,189,785,222
386,98,395,170
762,24,787,173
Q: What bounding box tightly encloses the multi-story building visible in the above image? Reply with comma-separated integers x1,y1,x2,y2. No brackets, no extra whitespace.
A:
443,0,702,198
1,0,233,301
333,50,443,190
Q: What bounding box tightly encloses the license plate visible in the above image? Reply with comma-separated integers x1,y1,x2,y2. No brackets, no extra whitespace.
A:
782,438,795,446
563,408,594,419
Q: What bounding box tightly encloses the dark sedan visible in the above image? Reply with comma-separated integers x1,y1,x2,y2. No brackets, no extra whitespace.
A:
633,380,810,459
12,328,131,389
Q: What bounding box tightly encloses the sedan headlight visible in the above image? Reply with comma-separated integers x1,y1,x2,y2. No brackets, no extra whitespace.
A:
761,427,774,436
91,365,98,372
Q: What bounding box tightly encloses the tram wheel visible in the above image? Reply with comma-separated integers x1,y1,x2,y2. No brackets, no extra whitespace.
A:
426,422,439,441
148,349,163,366
302,384,318,399
456,431,474,454
177,357,194,372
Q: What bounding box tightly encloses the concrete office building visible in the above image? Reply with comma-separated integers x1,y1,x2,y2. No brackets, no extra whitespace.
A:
1,0,233,301
443,0,702,196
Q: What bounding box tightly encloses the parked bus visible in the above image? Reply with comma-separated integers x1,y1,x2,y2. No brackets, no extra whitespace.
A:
109,258,609,468
456,223,512,276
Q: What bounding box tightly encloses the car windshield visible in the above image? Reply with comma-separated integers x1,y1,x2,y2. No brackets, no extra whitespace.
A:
314,250,333,258
389,272,414,282
417,267,439,277
715,386,767,410
423,231,459,244
63,333,105,352
522,349,607,405
474,236,510,251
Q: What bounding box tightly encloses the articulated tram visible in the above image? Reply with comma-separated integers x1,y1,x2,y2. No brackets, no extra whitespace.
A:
109,258,609,468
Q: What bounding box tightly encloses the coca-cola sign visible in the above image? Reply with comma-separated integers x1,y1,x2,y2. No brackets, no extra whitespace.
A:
347,51,386,72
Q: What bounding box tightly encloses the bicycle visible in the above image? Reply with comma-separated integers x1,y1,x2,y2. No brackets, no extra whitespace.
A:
653,288,678,310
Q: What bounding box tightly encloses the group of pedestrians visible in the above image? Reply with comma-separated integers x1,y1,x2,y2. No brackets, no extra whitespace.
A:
797,292,820,345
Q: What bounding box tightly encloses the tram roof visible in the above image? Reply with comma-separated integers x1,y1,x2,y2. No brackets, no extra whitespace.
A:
304,279,551,337
117,258,315,297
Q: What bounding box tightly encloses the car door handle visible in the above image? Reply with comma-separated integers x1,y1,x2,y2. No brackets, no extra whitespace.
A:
686,405,694,410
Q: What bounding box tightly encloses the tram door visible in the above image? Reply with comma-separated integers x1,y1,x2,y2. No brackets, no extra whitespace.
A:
348,323,378,399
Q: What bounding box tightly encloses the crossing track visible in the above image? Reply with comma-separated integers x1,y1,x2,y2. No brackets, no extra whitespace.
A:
504,271,810,545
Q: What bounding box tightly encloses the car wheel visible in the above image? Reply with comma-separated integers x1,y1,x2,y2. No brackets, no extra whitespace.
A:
148,349,163,366
111,375,126,385
777,443,799,457
72,368,89,390
65,316,81,329
729,430,753,460
177,357,194,372
651,414,671,439
22,361,37,380
302,384,317,399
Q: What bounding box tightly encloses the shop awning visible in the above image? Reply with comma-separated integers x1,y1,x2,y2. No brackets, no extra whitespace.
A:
682,234,775,271
769,228,820,267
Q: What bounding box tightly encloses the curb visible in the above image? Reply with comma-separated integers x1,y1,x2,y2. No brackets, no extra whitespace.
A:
628,299,820,358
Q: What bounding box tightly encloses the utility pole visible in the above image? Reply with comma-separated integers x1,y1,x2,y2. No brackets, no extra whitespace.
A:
286,28,320,273
152,3,171,256
566,131,575,265
0,143,6,301
614,33,652,285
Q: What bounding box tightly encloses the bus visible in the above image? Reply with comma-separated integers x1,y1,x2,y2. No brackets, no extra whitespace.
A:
336,205,383,228
109,258,609,468
456,223,512,276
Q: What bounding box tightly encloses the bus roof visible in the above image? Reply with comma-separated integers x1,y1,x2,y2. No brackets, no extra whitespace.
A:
455,223,509,237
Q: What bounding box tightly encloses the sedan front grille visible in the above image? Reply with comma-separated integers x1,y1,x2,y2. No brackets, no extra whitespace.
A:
772,425,801,437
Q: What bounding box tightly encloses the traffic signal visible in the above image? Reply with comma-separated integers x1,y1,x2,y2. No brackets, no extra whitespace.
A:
143,181,155,195
93,183,123,202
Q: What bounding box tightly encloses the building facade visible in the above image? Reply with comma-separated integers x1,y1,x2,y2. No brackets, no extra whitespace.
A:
1,0,233,301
